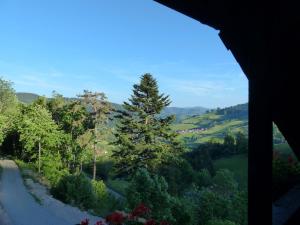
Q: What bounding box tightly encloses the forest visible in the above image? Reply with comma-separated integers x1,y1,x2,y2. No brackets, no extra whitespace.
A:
2,73,291,225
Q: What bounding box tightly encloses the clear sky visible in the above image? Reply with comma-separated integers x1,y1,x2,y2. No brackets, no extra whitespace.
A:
0,0,247,108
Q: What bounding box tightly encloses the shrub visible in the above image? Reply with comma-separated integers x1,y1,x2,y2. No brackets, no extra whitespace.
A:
51,173,95,209
211,169,238,198
126,168,173,221
126,168,195,225
158,159,196,195
197,188,231,225
92,179,108,201
195,169,212,188
273,151,300,200
41,153,68,186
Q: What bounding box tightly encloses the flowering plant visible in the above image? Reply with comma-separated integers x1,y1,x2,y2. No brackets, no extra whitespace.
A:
80,203,170,225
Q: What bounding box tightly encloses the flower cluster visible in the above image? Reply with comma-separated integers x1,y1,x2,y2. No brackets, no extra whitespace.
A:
129,203,150,219
80,203,170,225
105,212,125,225
80,218,104,225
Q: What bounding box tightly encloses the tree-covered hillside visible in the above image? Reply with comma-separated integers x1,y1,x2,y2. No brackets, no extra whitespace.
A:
173,103,287,148
16,92,208,122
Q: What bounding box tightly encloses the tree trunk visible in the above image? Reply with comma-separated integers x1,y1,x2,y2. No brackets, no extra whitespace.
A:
93,142,96,180
38,140,41,173
80,161,83,173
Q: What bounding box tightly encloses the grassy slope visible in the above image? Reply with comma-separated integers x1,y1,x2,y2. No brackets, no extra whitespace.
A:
214,154,248,188
173,115,248,145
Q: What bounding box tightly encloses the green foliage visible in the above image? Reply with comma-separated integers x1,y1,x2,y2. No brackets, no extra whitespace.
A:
229,190,248,225
158,159,197,195
126,168,194,225
51,173,95,209
212,169,238,197
196,169,212,187
223,133,236,154
51,172,123,217
126,168,173,221
185,146,215,175
272,152,300,200
182,168,247,225
91,179,108,201
0,78,18,146
17,104,63,159
0,115,6,145
214,154,248,188
235,132,248,154
106,178,129,196
0,78,17,115
112,74,182,176
197,187,231,224
40,153,69,186
84,158,113,181
78,90,112,179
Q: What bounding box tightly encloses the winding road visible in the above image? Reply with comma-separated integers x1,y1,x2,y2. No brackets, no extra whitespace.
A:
0,160,102,225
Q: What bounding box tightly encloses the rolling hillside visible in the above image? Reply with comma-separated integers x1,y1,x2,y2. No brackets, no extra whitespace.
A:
172,103,249,146
16,92,40,104
16,92,208,121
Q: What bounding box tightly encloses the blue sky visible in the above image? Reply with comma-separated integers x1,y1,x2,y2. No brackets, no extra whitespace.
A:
0,0,247,108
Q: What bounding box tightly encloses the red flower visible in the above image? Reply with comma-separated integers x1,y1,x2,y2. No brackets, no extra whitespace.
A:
81,218,89,225
131,203,151,218
105,212,125,225
144,219,157,225
95,221,105,225
288,155,294,164
159,221,170,225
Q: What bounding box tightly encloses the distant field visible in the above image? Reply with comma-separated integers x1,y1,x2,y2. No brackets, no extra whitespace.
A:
175,119,248,145
214,154,248,188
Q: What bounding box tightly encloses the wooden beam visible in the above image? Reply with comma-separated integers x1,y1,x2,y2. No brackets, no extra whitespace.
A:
248,78,273,225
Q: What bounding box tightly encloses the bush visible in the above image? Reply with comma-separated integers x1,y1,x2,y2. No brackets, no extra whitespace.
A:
197,188,231,225
126,168,195,225
272,152,300,200
195,169,212,188
92,179,108,201
126,168,173,221
41,153,68,186
51,173,95,209
171,197,197,225
211,169,238,198
158,159,196,195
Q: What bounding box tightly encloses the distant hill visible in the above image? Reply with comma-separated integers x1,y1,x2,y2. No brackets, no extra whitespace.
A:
161,106,208,122
172,103,249,147
16,92,40,104
16,92,208,121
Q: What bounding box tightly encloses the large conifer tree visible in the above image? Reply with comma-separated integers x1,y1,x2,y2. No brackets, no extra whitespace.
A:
112,74,182,176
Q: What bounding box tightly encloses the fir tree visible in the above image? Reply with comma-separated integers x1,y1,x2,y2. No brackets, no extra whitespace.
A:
112,73,182,176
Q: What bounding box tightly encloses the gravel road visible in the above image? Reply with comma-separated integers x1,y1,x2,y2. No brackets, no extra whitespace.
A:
0,160,103,225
